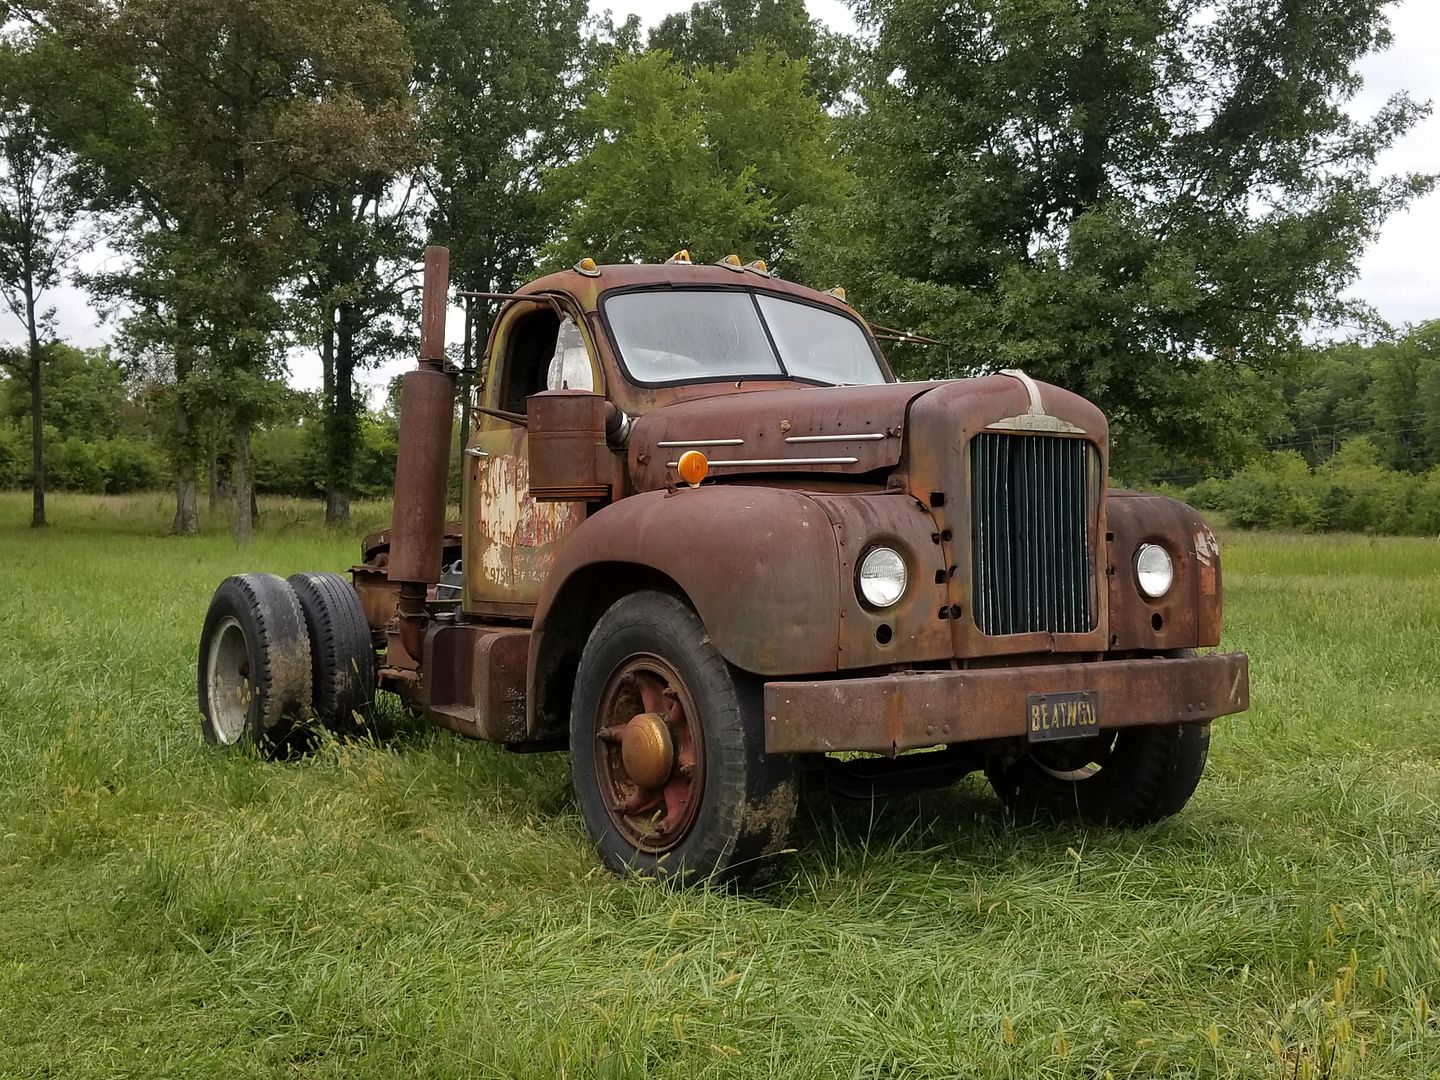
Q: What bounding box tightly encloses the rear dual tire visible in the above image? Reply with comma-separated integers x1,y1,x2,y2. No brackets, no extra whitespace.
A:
287,572,376,736
198,573,312,756
198,572,375,754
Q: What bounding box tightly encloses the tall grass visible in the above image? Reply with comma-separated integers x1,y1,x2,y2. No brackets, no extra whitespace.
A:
0,493,1437,1078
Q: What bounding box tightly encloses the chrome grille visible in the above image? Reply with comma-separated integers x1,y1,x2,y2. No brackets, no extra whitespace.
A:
970,432,1095,636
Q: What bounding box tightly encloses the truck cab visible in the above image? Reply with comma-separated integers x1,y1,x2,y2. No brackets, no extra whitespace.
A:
198,247,1250,886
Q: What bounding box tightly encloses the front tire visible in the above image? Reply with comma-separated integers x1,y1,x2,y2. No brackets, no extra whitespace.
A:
985,721,1210,826
197,574,312,756
569,590,799,886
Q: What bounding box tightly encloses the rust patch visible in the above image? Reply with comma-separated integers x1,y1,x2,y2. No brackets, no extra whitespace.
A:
472,450,583,602
740,780,799,857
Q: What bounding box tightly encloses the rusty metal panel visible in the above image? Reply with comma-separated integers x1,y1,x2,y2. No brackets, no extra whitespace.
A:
626,382,929,491
527,390,611,501
465,424,586,611
805,492,955,670
478,263,896,435
1106,492,1224,650
764,652,1249,756
531,486,843,677
904,377,1111,659
424,623,531,742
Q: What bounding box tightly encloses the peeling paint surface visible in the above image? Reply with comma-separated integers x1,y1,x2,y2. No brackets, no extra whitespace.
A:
470,442,583,607
1193,528,1219,567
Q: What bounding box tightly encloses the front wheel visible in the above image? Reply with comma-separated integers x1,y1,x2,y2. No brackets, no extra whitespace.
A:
569,590,799,886
985,721,1210,826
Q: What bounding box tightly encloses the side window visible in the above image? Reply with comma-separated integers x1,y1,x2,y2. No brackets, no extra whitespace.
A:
497,308,560,414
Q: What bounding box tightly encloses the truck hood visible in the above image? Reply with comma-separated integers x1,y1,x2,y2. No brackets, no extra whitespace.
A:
626,382,942,490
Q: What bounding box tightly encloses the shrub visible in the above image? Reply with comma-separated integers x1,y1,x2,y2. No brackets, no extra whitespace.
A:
102,438,165,493
47,436,107,492
1408,468,1440,535
1215,451,1323,531
1192,437,1440,536
0,425,27,488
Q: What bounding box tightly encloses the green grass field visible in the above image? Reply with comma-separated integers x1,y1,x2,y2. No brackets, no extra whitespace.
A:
1,492,1437,1079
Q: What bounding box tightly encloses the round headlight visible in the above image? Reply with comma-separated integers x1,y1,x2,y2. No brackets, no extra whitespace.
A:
1135,543,1174,599
858,546,907,608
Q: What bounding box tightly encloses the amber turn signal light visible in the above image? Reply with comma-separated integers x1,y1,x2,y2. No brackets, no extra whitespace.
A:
677,450,709,487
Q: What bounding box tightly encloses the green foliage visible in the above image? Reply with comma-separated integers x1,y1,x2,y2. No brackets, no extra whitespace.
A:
31,0,419,539
1188,437,1440,535
0,343,127,440
648,0,854,105
832,0,1434,466
542,47,849,270
100,436,163,493
0,344,167,493
0,424,25,487
1279,322,1440,472
410,0,594,293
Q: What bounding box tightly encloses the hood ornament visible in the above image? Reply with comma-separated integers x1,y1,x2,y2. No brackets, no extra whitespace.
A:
988,369,1086,434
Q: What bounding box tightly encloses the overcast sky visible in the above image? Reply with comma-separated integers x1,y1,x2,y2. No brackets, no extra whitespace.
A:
6,0,1435,395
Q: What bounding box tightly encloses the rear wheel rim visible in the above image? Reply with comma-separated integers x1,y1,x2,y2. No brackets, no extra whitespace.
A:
593,654,705,854
206,615,252,744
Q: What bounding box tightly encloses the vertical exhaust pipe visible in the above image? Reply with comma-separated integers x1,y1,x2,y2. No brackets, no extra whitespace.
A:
390,246,455,662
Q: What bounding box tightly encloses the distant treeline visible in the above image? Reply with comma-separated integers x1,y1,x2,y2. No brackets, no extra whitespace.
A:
1156,321,1440,535
0,343,404,500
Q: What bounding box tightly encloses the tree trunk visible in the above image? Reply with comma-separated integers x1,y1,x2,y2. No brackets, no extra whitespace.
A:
233,417,253,544
207,423,220,512
326,305,356,528
23,273,45,528
171,343,200,536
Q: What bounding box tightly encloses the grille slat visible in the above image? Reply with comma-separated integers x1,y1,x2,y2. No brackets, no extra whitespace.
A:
970,433,1095,636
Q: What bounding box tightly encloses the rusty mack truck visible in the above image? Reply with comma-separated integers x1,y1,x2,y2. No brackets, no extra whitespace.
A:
197,245,1251,885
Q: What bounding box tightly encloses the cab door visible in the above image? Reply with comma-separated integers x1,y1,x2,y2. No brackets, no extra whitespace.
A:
463,300,597,617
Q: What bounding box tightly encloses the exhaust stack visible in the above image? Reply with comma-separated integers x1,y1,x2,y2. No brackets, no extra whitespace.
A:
390,246,455,662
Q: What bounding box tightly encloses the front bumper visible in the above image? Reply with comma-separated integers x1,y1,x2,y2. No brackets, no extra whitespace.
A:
764,652,1249,756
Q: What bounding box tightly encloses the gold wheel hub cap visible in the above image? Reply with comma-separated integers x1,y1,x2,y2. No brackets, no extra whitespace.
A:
621,711,675,789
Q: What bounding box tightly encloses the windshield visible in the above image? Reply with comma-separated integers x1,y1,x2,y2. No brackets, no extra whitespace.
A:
604,289,887,386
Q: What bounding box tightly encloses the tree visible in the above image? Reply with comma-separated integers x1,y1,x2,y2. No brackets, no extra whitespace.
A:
542,47,851,270
835,0,1434,467
295,181,419,527
0,39,85,528
648,0,854,105
405,0,601,470
39,0,416,542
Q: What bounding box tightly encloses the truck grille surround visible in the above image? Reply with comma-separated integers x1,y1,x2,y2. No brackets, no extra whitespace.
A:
969,432,1097,636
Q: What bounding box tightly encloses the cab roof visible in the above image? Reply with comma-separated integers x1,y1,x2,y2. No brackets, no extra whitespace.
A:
514,262,854,315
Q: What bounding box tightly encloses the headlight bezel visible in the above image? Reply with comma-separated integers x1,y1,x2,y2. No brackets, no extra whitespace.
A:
857,545,908,609
1134,542,1174,599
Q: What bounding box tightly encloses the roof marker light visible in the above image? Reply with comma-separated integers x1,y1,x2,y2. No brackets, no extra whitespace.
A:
574,257,600,276
718,254,744,271
666,249,692,264
745,259,769,275
827,286,848,304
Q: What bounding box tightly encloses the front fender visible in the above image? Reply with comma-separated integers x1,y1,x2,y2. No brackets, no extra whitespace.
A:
534,486,843,677
1106,492,1223,650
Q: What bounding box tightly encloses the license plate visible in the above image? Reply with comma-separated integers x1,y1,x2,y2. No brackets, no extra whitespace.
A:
1026,690,1100,743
